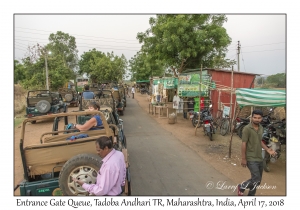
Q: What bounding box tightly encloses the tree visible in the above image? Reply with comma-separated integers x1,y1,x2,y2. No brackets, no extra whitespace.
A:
78,49,127,83
47,31,79,71
16,31,79,90
137,14,233,77
129,51,165,81
266,73,286,88
14,60,26,84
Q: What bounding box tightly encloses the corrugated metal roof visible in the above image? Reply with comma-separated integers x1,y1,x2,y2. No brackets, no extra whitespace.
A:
183,68,261,76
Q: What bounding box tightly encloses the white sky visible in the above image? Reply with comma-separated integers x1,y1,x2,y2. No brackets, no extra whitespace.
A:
14,14,285,76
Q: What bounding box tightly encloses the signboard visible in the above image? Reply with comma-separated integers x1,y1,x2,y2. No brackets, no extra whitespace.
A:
153,78,178,89
223,106,230,118
178,73,211,97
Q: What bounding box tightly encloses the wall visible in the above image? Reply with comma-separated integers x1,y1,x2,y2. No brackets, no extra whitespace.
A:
209,70,256,119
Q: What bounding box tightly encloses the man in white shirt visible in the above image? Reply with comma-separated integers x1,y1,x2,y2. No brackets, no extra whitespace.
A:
131,86,135,99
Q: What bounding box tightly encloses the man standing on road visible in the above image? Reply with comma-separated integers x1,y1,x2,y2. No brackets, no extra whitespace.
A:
82,84,95,99
238,109,276,196
131,86,135,99
73,136,126,195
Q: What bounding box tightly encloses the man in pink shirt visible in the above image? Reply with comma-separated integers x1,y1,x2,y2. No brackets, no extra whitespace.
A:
73,136,126,195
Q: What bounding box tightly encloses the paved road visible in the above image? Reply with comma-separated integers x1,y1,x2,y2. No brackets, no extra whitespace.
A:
121,97,237,196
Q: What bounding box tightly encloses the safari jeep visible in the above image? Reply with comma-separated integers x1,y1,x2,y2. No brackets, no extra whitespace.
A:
58,88,79,107
25,90,67,123
109,88,125,116
78,89,126,147
118,85,127,108
17,111,131,196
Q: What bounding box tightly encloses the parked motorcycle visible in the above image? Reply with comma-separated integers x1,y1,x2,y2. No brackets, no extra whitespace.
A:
262,122,282,172
190,111,201,128
140,88,149,95
238,108,275,139
202,106,214,141
190,105,212,128
236,116,251,139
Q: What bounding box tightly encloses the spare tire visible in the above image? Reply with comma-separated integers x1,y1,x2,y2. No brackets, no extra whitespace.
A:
59,153,102,196
65,94,73,102
36,100,51,113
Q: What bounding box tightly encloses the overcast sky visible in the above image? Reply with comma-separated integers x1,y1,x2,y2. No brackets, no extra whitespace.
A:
14,14,285,76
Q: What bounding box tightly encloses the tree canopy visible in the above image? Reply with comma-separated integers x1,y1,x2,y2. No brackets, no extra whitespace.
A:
137,14,234,77
14,31,79,90
129,51,165,81
78,49,127,83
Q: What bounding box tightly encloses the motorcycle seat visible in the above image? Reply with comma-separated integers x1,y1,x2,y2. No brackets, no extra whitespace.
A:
240,118,250,122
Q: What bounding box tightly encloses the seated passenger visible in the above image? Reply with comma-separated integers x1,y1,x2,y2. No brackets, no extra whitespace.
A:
82,84,95,99
72,102,103,131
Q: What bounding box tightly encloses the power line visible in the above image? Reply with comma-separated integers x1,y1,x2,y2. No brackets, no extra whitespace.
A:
15,30,141,45
15,38,140,52
15,44,28,50
15,27,139,42
227,42,285,51
241,48,246,72
15,36,141,49
15,48,27,52
242,49,285,53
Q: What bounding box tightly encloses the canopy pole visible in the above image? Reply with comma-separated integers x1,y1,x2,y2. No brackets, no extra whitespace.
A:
229,66,234,130
195,64,202,136
229,101,240,158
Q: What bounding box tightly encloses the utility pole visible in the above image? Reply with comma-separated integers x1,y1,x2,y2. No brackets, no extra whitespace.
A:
44,55,49,90
237,41,240,72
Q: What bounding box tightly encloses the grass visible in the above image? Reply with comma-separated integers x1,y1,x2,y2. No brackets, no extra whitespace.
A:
14,117,25,128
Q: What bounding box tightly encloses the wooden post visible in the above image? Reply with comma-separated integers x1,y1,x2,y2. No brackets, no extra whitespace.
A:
195,64,202,135
229,66,234,130
229,102,240,158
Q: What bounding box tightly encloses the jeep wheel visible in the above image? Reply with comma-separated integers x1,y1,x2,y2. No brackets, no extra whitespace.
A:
59,153,102,196
65,94,73,102
36,100,51,113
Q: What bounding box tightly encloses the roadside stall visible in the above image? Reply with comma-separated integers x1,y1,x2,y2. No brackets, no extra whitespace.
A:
228,88,286,164
178,71,212,118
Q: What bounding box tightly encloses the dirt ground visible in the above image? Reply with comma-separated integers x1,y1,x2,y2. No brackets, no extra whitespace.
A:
133,93,286,196
14,93,286,196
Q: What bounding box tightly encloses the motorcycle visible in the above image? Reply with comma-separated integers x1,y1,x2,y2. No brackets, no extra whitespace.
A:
190,105,211,128
140,88,149,95
238,108,275,139
202,106,214,141
235,116,251,139
262,122,282,172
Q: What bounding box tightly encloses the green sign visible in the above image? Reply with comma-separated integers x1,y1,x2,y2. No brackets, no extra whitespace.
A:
178,73,211,97
153,78,178,88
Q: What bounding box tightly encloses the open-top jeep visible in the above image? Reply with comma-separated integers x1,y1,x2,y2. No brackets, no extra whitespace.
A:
25,90,67,124
58,88,79,107
17,111,131,196
109,88,125,116
118,85,127,107
78,89,126,146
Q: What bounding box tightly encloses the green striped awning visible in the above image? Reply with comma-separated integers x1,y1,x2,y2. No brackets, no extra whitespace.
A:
235,88,286,108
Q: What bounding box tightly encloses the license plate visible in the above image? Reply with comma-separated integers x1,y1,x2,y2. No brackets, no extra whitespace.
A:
190,115,194,119
204,124,210,127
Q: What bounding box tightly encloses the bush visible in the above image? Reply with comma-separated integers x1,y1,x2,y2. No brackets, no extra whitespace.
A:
14,84,27,115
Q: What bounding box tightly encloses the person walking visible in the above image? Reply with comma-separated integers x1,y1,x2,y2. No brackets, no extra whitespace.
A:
126,85,130,98
237,109,276,196
73,136,126,195
131,86,135,99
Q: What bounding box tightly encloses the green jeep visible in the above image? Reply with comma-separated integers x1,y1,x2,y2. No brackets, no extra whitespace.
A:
25,90,67,123
16,111,131,196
